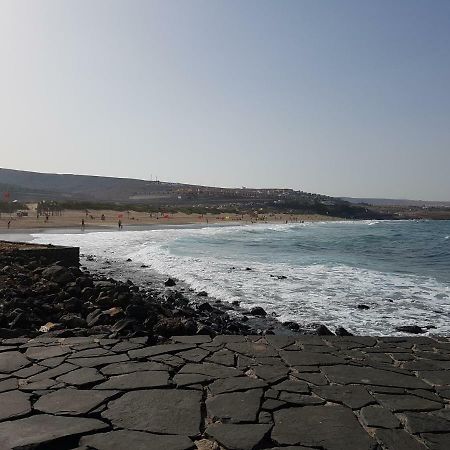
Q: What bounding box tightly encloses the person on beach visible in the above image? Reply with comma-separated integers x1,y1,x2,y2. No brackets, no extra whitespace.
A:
7,220,11,229
81,219,85,231
118,219,123,230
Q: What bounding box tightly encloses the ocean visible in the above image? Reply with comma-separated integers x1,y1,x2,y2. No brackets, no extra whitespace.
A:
28,219,450,336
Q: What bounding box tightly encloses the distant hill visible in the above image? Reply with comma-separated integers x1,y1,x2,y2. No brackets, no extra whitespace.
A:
341,197,450,208
0,168,177,202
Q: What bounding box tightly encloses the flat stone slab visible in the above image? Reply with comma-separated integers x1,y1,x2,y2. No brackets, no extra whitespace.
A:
374,393,442,412
403,412,450,433
102,389,202,436
209,376,267,395
179,362,242,378
56,367,105,386
418,370,450,386
206,423,271,450
0,377,18,393
128,343,195,358
280,350,344,366
80,430,194,450
206,389,264,423
69,354,129,367
1,334,450,448
34,388,118,415
322,364,429,389
272,380,309,394
422,433,450,450
0,391,31,421
94,370,170,390
359,405,400,428
312,385,375,409
227,342,279,358
25,345,71,360
100,361,169,375
0,414,108,449
272,405,376,449
0,351,30,373
374,428,428,450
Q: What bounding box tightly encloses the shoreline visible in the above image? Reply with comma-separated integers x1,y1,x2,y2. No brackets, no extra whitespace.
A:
0,243,330,341
0,209,342,233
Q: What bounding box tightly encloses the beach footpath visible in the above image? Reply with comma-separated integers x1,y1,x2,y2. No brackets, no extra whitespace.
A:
0,334,450,449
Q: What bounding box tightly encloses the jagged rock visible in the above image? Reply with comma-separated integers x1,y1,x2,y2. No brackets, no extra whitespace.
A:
42,265,74,284
315,324,334,335
395,325,426,334
249,306,267,316
165,278,176,287
335,326,353,336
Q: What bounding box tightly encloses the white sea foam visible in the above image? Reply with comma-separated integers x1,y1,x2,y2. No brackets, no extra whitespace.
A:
30,221,450,336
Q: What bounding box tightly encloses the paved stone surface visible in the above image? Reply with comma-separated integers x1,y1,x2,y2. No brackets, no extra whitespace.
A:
0,414,108,449
102,389,202,435
0,390,31,421
34,388,118,415
359,405,401,428
1,334,450,449
206,423,272,450
206,388,264,423
0,351,29,373
272,405,377,449
79,430,194,450
94,370,170,390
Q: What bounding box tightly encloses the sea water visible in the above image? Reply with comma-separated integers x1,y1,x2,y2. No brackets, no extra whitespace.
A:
28,220,450,335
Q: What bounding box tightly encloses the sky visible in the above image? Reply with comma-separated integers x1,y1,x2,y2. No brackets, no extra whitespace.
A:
1,0,449,200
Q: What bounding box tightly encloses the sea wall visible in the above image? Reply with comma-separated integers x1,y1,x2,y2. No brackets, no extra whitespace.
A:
0,240,79,267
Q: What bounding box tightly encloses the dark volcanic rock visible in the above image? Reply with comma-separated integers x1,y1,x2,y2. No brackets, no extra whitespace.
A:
335,326,353,336
0,414,108,449
321,365,429,389
164,278,176,287
272,405,376,449
315,324,334,335
80,430,194,450
249,306,267,316
395,325,426,334
206,389,264,423
0,390,31,421
374,428,428,450
102,389,202,435
0,351,30,373
359,405,401,429
206,423,271,450
42,265,75,284
94,370,170,390
34,388,118,415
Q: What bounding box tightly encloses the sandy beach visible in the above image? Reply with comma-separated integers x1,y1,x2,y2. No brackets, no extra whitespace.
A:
0,208,339,232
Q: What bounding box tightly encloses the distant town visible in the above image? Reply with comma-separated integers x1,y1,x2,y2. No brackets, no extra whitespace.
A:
1,167,449,220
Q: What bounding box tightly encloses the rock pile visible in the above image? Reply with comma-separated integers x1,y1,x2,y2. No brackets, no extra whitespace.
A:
0,252,253,340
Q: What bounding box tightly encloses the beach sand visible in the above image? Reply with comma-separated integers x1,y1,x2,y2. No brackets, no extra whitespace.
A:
0,208,339,232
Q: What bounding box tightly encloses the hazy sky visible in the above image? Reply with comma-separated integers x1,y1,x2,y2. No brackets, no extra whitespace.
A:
1,0,449,200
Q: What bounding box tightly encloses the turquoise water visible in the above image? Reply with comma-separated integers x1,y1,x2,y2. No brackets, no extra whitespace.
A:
28,220,450,335
171,220,450,283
